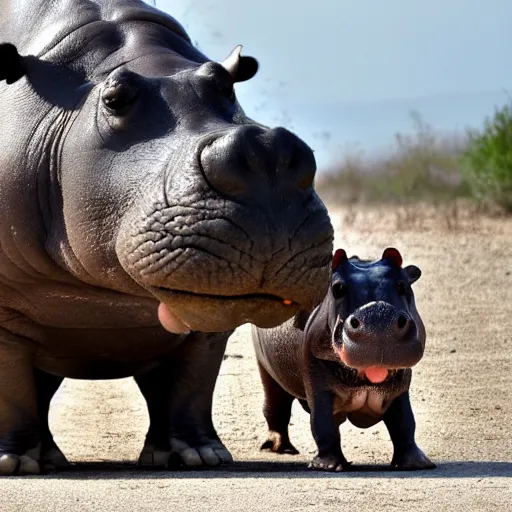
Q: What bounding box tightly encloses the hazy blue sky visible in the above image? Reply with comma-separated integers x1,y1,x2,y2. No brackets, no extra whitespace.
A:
155,0,512,168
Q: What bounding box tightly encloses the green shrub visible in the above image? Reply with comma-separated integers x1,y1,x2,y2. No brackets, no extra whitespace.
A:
461,102,512,212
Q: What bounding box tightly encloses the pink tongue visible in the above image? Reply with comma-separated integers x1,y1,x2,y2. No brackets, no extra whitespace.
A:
364,367,389,384
157,303,191,334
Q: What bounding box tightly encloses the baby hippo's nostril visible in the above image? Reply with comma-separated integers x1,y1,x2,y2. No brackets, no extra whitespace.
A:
397,314,409,329
350,317,361,329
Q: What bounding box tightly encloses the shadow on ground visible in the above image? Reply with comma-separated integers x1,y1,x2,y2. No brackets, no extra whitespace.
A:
18,460,512,480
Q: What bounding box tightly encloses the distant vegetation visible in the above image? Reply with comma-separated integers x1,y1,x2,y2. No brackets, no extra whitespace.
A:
461,101,512,212
316,106,512,214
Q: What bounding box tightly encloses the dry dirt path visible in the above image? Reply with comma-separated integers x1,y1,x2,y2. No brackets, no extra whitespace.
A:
1,206,511,511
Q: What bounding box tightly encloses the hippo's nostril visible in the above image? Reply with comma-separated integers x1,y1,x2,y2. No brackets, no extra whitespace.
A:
397,314,408,329
350,317,360,329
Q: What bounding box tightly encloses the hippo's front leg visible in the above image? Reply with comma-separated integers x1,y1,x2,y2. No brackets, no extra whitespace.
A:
308,390,351,472
0,335,40,475
136,332,233,469
383,391,436,470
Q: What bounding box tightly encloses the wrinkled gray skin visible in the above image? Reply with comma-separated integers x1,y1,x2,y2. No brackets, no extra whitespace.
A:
253,248,435,471
0,0,333,475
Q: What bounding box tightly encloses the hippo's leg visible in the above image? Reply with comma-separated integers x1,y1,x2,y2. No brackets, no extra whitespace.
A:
308,390,351,472
258,362,299,455
298,399,310,414
135,366,173,468
33,369,70,471
136,332,233,469
383,391,436,470
0,337,40,476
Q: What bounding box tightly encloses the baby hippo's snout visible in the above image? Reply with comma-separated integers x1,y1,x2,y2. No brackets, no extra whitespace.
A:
339,300,424,373
344,301,416,345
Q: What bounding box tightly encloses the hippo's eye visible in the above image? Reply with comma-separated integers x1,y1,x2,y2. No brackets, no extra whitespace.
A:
332,282,348,300
102,80,138,115
397,282,406,296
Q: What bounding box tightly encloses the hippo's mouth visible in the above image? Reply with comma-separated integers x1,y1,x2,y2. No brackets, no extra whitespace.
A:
333,342,408,386
149,286,300,332
356,367,398,384
339,362,402,387
155,287,296,305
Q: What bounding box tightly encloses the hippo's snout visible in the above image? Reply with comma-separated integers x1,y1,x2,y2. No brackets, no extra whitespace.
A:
117,121,333,332
337,301,424,371
199,125,316,197
344,301,415,343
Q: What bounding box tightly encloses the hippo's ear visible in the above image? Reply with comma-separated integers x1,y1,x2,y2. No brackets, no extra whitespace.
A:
404,265,421,284
220,45,259,83
0,43,26,84
382,247,403,267
332,248,348,270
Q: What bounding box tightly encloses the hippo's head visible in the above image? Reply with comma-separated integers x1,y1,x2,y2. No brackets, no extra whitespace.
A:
327,248,426,384
3,32,332,333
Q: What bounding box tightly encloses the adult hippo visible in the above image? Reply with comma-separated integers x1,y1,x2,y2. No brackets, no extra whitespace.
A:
0,0,333,475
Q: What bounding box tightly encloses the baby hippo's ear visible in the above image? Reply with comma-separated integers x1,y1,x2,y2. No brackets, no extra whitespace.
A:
332,248,348,270
382,247,403,267
404,265,422,284
0,43,26,84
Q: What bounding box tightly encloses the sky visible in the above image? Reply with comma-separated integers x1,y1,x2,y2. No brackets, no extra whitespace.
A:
153,0,512,169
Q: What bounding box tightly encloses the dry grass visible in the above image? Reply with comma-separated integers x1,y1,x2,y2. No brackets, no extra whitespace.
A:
316,112,470,210
329,199,507,234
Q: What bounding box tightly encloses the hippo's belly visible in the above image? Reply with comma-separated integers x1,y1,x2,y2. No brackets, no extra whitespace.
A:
4,283,160,331
34,325,183,379
334,389,396,429
0,281,186,379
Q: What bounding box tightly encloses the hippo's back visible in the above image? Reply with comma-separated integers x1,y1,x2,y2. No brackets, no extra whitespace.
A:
252,319,307,399
0,0,198,72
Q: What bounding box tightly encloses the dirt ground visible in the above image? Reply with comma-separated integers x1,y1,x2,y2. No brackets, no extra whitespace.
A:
1,204,511,512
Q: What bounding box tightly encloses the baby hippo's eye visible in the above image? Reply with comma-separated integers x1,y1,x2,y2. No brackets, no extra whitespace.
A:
397,281,406,296
332,282,348,300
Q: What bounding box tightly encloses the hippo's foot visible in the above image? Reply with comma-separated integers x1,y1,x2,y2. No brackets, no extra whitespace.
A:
391,444,436,470
138,443,172,469
0,452,40,476
0,441,70,476
309,453,352,472
40,444,71,472
260,432,299,455
138,438,233,469
169,437,233,468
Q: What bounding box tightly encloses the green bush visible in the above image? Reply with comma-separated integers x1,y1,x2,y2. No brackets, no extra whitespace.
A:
461,102,512,212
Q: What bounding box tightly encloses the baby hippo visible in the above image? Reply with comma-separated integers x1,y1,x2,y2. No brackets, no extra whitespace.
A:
252,247,435,471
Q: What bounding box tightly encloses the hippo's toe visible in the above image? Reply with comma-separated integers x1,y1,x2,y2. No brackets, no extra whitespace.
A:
260,432,299,455
41,445,71,472
138,444,172,468
138,439,233,469
169,438,233,468
0,454,40,476
391,445,436,470
309,453,352,472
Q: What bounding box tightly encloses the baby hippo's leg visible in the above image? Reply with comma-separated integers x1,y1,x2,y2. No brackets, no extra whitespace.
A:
308,390,351,472
383,391,436,470
258,362,299,455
